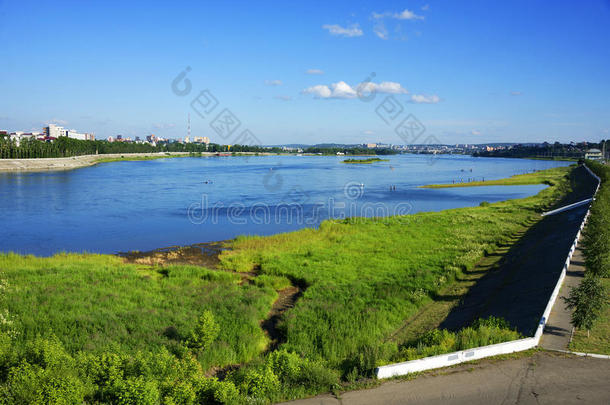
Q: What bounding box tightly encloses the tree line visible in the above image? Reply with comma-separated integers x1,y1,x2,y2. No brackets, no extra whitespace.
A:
304,146,397,155
0,135,283,159
563,160,609,336
474,141,608,159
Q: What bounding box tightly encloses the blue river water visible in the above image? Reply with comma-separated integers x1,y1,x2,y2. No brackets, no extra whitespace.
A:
0,154,569,255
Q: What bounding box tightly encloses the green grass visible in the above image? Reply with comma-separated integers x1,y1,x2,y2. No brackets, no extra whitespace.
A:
341,158,389,164
219,166,571,370
419,166,568,188
0,165,575,403
0,253,274,370
94,153,188,164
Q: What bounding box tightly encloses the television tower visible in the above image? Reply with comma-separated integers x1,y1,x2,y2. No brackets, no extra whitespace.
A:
187,113,191,139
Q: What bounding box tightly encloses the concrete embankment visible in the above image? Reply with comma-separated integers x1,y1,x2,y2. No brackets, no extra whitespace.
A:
0,152,195,172
0,151,291,173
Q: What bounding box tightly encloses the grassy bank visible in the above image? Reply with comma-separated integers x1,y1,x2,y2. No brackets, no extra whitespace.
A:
419,166,567,188
0,165,575,403
94,153,190,164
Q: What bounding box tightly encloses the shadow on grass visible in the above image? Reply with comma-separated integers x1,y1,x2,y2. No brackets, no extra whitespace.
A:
438,165,598,335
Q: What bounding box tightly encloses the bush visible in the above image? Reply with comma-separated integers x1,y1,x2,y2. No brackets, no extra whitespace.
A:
265,349,338,391
237,366,279,399
198,378,240,405
0,361,87,404
395,317,521,362
115,376,159,405
188,310,221,350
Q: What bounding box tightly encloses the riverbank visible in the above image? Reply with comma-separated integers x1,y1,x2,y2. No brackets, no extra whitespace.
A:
0,151,289,173
0,165,585,403
0,152,191,172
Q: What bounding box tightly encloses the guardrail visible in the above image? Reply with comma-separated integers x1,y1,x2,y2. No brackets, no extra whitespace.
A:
541,198,593,216
376,164,601,379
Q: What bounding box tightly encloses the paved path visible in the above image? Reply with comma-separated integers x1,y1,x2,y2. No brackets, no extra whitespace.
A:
281,352,610,405
540,245,586,351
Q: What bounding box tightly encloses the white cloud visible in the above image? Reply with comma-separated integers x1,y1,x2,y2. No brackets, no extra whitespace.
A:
410,94,441,104
395,9,425,20
421,4,430,11
510,91,522,96
471,130,481,135
306,69,324,75
302,81,408,99
274,95,292,101
302,84,333,98
373,9,424,20
265,79,283,86
363,130,375,135
373,21,388,39
322,24,363,37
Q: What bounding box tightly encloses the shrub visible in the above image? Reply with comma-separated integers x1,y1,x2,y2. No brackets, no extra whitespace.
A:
0,361,87,404
188,310,220,350
198,377,240,405
237,366,279,399
115,376,159,405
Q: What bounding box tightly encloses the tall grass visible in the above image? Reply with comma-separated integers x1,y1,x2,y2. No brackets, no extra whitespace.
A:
0,253,273,370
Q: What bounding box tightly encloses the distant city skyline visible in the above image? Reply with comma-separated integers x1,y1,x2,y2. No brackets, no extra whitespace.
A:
1,1,609,145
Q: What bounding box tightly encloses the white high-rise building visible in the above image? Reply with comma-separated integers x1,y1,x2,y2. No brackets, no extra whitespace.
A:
44,124,95,141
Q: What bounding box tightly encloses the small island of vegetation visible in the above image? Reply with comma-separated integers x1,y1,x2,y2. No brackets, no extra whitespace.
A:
342,157,389,164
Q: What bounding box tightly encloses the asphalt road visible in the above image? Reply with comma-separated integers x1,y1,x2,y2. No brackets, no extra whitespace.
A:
282,351,610,404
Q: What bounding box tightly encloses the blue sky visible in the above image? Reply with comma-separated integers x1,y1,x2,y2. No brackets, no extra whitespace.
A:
1,0,609,145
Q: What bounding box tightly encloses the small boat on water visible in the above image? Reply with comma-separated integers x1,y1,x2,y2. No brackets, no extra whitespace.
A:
216,153,231,157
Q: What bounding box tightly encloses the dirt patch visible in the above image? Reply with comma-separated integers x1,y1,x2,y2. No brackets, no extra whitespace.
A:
261,285,304,351
118,241,230,268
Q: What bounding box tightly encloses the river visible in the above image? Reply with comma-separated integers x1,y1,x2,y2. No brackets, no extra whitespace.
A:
0,154,569,255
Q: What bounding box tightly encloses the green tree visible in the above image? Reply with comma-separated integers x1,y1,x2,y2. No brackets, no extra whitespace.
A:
563,276,606,337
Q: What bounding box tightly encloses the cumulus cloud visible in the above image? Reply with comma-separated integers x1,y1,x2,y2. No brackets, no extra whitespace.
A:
302,81,408,99
265,79,283,86
410,94,441,104
322,24,363,37
306,69,324,75
373,9,424,20
510,91,522,96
